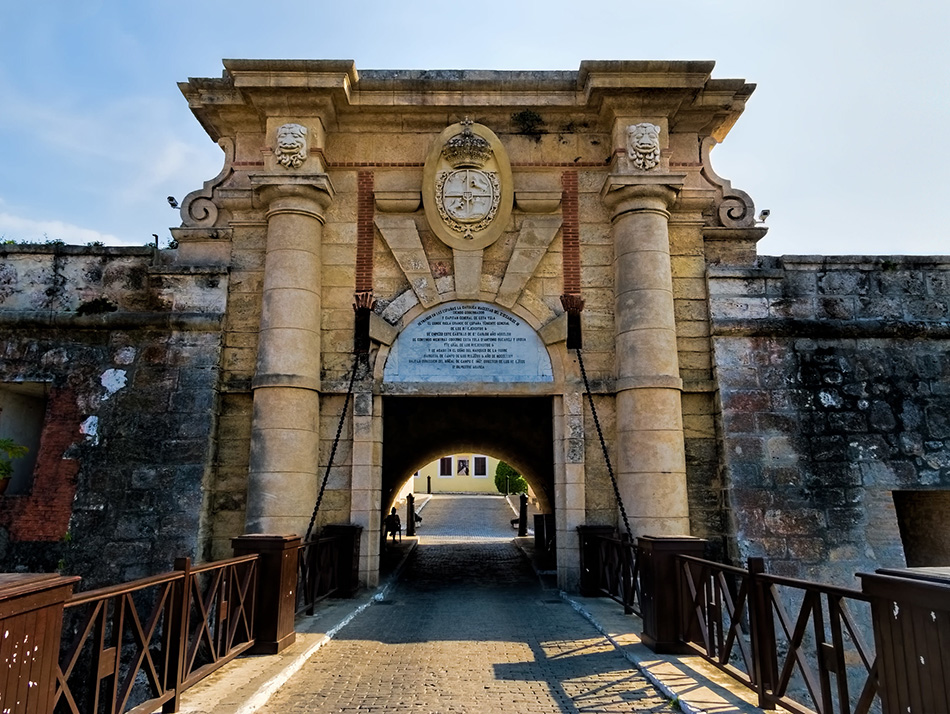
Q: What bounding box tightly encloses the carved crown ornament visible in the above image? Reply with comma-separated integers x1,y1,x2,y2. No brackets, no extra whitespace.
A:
423,119,513,252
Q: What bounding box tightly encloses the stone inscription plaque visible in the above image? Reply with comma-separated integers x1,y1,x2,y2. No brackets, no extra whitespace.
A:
384,302,553,383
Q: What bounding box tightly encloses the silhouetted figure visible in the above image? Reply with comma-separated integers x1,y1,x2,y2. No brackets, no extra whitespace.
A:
384,507,401,542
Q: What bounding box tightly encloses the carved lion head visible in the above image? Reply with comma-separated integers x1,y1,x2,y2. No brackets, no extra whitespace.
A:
626,123,661,171
275,123,308,169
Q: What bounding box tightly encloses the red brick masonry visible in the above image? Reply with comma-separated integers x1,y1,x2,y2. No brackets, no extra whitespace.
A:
0,388,80,541
561,171,580,296
356,171,375,294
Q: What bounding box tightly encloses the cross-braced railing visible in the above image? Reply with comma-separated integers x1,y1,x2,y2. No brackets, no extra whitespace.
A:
54,555,258,714
677,555,880,714
296,535,341,616
177,556,258,691
678,555,757,687
595,535,642,616
760,574,879,714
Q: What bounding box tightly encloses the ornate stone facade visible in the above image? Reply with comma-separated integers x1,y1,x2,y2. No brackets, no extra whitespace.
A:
1,60,947,591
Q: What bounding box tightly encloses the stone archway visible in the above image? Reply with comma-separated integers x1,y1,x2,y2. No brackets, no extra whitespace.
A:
381,396,554,514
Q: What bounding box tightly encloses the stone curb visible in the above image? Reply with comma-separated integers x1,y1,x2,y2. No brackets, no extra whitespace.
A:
562,594,705,714
559,593,768,714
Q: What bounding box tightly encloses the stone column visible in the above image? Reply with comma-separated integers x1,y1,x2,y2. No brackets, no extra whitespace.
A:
602,175,690,536
246,177,333,536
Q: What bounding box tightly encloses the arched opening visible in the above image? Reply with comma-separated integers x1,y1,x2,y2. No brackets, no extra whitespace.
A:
381,396,554,516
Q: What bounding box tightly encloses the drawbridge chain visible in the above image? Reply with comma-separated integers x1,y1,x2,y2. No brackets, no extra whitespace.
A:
304,357,359,543
576,348,633,542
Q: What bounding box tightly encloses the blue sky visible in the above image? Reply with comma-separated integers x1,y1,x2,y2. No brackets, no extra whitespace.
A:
1,1,948,255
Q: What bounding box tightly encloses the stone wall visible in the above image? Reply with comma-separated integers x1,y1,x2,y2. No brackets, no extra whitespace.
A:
0,245,226,588
710,255,950,584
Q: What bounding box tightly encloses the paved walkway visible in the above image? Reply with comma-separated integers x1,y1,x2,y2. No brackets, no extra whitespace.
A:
256,495,674,713
178,495,764,714
416,493,522,540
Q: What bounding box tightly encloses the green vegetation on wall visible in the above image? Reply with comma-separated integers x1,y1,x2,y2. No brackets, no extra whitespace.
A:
0,438,28,480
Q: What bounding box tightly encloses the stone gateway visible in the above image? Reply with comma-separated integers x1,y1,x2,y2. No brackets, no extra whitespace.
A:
0,60,947,592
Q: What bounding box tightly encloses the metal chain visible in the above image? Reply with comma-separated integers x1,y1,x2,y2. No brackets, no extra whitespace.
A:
304,359,359,543
576,348,633,541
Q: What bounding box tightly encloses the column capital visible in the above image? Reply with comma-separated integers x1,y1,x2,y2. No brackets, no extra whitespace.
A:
601,173,686,220
250,174,334,221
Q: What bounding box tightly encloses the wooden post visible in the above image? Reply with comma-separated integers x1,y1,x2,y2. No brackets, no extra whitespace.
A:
163,558,192,713
322,524,363,597
637,535,706,654
0,573,79,714
747,557,778,709
576,525,615,596
406,494,416,537
861,568,950,714
231,534,301,654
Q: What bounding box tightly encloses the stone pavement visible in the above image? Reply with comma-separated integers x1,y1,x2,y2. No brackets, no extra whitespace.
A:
257,495,674,713
175,495,766,714
415,492,524,540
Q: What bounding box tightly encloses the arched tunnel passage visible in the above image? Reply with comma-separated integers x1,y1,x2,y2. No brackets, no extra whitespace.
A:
381,396,554,516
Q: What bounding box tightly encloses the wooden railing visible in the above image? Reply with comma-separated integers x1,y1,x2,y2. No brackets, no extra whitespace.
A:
1,527,361,713
296,536,341,615
677,555,757,689
593,535,641,616
54,555,258,714
678,555,879,714
580,534,949,714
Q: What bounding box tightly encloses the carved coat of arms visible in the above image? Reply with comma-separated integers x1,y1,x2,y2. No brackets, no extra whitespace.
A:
423,119,512,251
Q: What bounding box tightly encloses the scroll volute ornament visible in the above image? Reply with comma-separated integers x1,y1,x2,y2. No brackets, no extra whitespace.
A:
423,119,513,251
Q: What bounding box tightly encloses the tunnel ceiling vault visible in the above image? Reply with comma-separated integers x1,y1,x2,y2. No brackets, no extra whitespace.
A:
381,396,554,511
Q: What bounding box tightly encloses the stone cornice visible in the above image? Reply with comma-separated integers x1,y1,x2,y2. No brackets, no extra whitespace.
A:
0,311,225,331
179,60,756,144
711,318,950,340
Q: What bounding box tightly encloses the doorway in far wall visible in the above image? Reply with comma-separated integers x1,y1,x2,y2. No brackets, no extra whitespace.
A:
893,489,950,566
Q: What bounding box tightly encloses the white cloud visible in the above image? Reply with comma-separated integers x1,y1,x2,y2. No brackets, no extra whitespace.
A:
0,212,128,246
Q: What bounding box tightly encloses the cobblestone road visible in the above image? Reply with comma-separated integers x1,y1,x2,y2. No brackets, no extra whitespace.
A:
258,495,672,713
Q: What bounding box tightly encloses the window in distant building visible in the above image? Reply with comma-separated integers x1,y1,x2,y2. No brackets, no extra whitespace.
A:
439,457,453,477
473,455,488,478
457,458,469,476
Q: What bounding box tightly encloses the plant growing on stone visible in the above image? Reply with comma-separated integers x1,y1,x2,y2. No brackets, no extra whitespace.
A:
0,438,28,480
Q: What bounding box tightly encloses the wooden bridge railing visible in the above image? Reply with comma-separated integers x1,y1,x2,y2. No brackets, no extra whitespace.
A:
0,526,361,714
580,530,950,714
54,555,258,714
